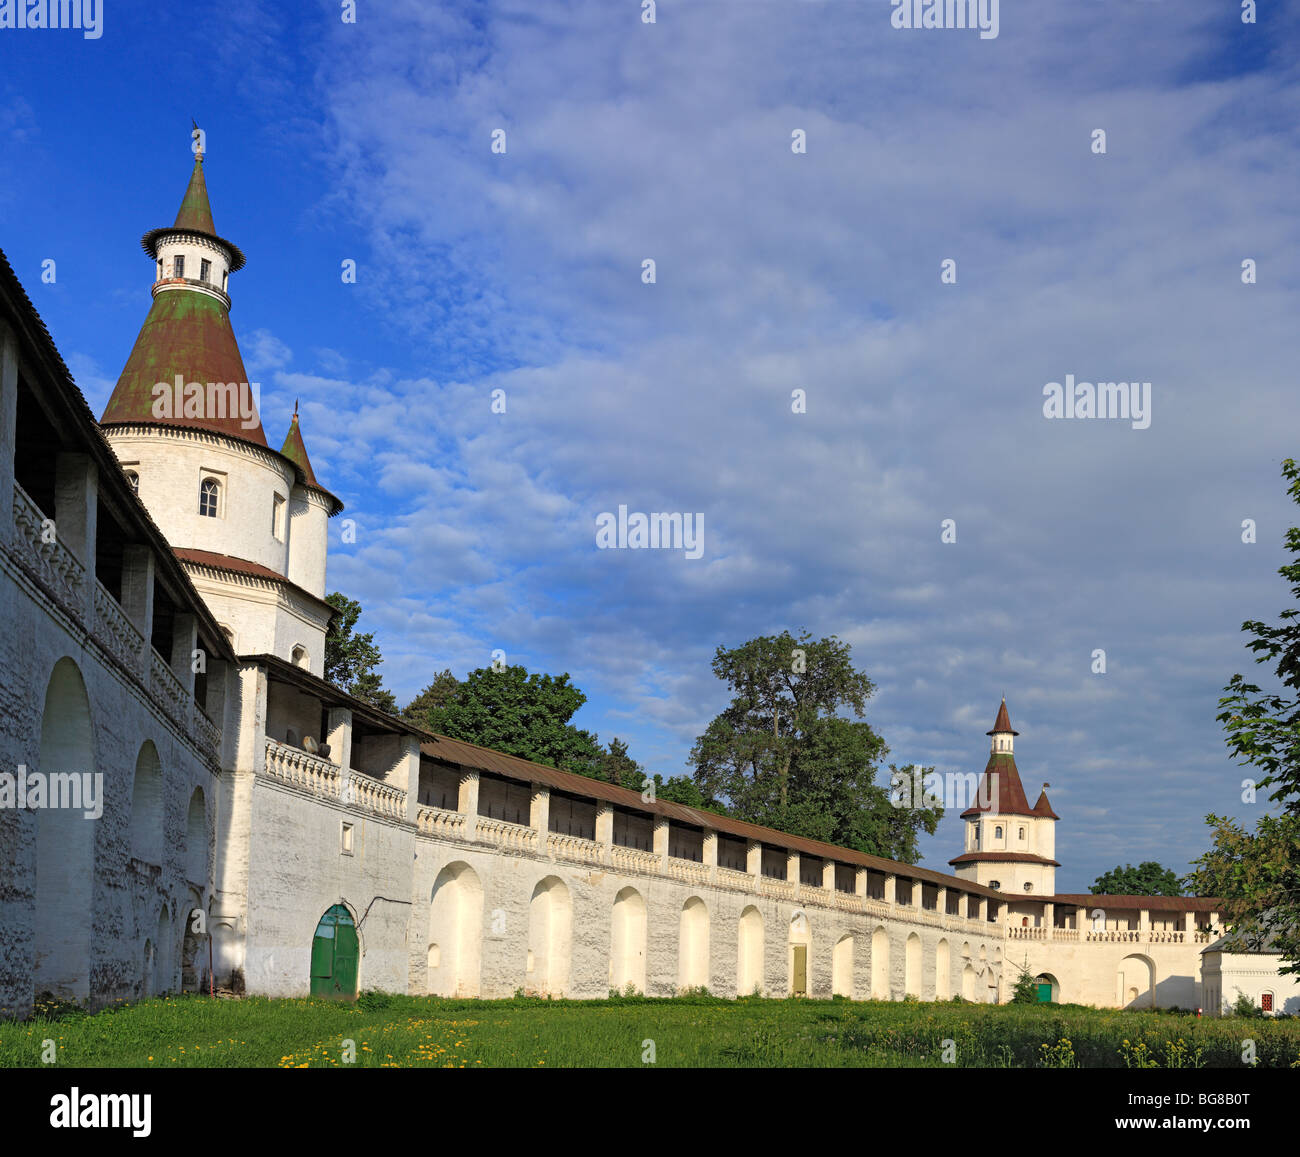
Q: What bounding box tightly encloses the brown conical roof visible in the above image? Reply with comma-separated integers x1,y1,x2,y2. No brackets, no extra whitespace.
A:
1033,787,1059,820
279,404,318,486
172,154,217,235
960,752,1038,818
986,697,1019,736
101,288,268,445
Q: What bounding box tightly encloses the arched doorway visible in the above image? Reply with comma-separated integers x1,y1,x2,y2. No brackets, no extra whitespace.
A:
428,862,483,996
871,927,890,999
677,897,710,992
153,905,173,995
1035,972,1060,1003
905,932,922,997
788,911,811,996
185,788,207,886
128,741,163,866
310,904,360,998
526,876,572,996
34,658,96,1002
737,906,763,996
832,934,854,998
935,939,951,1000
610,887,647,993
1119,954,1155,1008
180,892,207,993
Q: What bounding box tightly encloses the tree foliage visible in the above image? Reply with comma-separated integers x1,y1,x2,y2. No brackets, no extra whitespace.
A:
419,664,605,777
323,593,397,713
1190,458,1300,974
689,630,941,861
1089,862,1184,897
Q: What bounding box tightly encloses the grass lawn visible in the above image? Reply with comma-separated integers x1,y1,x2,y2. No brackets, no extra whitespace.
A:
2,992,1298,1068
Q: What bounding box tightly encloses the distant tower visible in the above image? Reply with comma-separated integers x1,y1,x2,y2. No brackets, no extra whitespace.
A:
948,699,1059,895
99,136,342,673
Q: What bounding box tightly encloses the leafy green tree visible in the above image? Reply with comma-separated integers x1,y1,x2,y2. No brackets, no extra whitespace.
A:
689,630,941,861
598,736,643,789
424,664,604,777
1089,862,1185,897
402,669,460,727
1194,458,1300,974
324,593,397,713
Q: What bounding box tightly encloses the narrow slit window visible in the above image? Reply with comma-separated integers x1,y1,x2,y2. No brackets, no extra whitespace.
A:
200,258,211,283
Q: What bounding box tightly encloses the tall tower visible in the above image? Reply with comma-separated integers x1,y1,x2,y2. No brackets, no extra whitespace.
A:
100,136,342,674
948,699,1059,895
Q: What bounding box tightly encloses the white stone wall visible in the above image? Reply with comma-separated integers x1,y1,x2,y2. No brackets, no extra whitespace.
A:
0,549,219,1014
1202,952,1300,1016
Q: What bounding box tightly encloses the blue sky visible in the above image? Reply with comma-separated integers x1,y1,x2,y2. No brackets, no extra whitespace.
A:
2,0,1299,890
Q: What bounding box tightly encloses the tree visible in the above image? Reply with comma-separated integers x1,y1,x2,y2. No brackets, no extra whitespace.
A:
324,593,397,713
423,664,604,777
1089,862,1184,897
402,669,460,727
598,737,643,789
688,630,941,861
1191,458,1300,974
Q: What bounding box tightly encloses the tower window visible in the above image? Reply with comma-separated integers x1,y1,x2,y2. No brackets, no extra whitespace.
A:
291,644,308,669
222,270,228,290
173,255,185,278
200,258,211,283
1024,882,1033,892
199,477,221,517
125,470,140,495
1018,827,1025,840
994,825,1003,839
272,493,286,540
989,879,1001,890
157,260,163,279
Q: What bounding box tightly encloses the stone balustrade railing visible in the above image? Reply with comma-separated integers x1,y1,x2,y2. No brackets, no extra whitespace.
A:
610,845,661,875
547,832,605,866
264,737,341,798
93,578,145,678
474,815,538,852
715,866,754,891
1003,925,1209,944
666,856,711,886
194,708,222,767
11,482,85,620
758,875,797,900
417,805,467,839
343,773,407,820
150,647,190,730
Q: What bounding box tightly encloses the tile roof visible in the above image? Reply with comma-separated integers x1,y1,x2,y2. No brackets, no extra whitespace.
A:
948,851,1061,867
420,732,1004,898
960,752,1038,818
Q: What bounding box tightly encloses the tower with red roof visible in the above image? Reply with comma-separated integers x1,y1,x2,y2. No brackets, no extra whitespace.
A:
948,699,1060,896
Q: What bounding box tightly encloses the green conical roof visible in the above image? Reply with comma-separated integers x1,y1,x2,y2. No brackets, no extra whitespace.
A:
172,155,217,235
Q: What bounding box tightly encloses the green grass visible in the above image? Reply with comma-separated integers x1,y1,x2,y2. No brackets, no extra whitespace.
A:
2,993,1299,1068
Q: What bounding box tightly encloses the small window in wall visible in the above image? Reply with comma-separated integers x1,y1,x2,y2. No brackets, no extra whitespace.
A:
1018,827,1025,840
341,822,354,855
994,825,1003,839
973,825,980,846
989,879,1001,890
291,645,309,669
200,258,211,283
156,259,163,279
1262,992,1274,1013
222,270,228,290
173,255,185,278
125,469,140,495
272,492,286,539
1023,882,1033,892
199,476,221,517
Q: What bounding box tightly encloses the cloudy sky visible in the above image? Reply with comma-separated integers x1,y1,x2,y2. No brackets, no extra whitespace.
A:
2,0,1298,889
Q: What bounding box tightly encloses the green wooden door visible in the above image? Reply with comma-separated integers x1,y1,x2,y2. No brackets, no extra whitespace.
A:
1036,981,1052,1003
310,906,359,998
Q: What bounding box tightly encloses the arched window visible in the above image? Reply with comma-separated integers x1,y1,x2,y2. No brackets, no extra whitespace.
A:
994,825,1003,839
199,477,220,517
125,470,139,494
1018,826,1025,840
